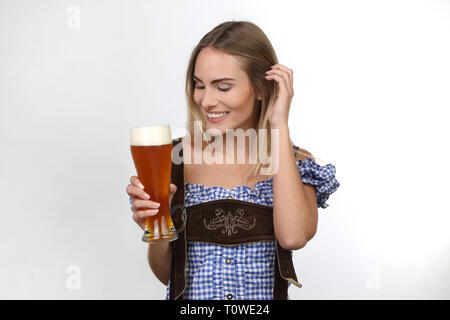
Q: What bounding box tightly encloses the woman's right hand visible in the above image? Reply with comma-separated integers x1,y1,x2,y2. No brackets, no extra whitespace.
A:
126,176,177,231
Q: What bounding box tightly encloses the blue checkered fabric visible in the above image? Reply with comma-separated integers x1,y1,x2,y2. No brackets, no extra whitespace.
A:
165,157,339,300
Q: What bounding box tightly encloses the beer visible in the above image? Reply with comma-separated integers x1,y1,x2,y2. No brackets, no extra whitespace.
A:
130,125,177,242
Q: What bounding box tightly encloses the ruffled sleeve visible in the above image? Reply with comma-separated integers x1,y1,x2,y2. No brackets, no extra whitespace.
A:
296,157,340,209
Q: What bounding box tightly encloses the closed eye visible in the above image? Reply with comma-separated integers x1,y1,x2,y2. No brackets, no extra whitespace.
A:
195,86,230,92
195,87,231,91
194,82,231,92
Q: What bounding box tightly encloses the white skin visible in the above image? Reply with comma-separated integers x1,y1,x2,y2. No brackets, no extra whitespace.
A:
193,46,262,157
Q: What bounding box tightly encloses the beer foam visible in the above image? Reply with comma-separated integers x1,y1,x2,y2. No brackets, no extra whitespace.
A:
130,124,172,146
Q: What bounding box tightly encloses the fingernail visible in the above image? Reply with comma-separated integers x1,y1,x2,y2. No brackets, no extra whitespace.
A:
144,193,150,199
139,183,144,189
155,203,160,208
150,209,159,214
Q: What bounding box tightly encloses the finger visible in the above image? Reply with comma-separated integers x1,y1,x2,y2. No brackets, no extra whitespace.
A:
168,184,177,204
268,67,293,96
126,184,150,199
132,208,159,220
272,63,294,74
130,176,145,189
141,209,160,217
133,199,161,210
265,72,292,96
271,64,293,83
266,67,291,86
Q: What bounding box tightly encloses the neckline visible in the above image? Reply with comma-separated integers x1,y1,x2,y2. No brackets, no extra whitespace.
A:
183,157,309,193
175,136,311,194
185,177,273,195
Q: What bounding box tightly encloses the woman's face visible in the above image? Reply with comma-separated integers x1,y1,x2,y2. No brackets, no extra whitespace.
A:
193,47,261,135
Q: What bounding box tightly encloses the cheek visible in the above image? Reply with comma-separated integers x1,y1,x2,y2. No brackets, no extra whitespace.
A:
235,97,256,116
226,90,255,111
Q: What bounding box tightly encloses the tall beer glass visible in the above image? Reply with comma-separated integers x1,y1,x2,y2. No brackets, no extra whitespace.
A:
130,124,177,242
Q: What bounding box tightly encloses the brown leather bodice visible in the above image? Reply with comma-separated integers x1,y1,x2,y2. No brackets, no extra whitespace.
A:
168,137,301,300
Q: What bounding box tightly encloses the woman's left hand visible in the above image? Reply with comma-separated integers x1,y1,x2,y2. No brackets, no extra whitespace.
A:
265,63,294,129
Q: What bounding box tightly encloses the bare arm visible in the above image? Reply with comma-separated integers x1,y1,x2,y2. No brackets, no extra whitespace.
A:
127,177,178,286
272,126,318,250
148,242,171,286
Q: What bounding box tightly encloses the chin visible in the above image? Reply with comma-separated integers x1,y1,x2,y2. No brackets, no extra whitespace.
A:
205,125,227,136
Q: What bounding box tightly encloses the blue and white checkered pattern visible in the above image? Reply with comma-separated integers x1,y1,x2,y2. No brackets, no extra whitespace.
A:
165,158,339,300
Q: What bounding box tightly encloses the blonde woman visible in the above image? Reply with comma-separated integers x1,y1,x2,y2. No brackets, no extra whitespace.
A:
126,20,339,300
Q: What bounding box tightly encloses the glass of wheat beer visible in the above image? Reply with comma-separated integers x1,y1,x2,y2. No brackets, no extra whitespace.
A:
130,124,178,242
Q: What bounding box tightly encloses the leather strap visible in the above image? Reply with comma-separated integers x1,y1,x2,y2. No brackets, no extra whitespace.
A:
169,138,187,300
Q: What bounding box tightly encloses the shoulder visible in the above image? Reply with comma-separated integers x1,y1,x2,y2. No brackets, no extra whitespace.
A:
292,145,315,163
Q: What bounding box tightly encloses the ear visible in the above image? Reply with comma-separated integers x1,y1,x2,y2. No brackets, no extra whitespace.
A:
253,88,261,101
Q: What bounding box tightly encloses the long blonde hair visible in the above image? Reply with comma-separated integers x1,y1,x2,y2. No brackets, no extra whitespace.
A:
184,20,311,183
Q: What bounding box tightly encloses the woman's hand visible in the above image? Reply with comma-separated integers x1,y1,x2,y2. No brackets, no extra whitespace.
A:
126,176,177,231
265,63,294,129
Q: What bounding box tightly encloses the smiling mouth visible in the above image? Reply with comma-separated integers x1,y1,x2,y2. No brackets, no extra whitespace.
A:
205,111,230,122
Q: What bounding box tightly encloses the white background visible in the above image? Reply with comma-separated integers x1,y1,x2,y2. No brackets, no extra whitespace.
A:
0,0,449,299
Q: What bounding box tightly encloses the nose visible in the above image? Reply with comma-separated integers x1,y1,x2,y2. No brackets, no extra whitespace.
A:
198,87,217,108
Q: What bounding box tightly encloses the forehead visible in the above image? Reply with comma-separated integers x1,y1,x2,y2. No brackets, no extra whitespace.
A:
194,47,246,81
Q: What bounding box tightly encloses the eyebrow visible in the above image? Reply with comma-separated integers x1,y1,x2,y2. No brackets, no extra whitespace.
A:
193,75,236,84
